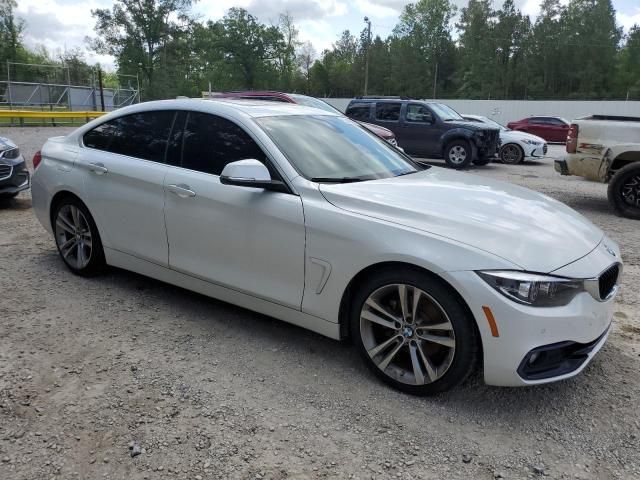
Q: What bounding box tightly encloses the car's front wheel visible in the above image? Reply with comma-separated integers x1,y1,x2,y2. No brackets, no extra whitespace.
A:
350,268,479,395
499,143,524,164
53,198,105,275
607,163,640,220
444,140,473,169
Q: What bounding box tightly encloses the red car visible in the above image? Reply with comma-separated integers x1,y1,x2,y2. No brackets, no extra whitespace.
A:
506,116,570,143
208,91,398,147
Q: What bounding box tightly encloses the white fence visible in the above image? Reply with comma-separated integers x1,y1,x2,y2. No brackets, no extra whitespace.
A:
323,98,640,125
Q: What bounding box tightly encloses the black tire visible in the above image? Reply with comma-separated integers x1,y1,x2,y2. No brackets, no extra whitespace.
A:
443,139,473,169
472,155,493,166
52,197,106,276
350,267,479,395
499,143,524,164
607,163,640,220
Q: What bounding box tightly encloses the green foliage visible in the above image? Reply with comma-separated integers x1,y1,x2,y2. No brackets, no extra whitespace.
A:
2,0,639,101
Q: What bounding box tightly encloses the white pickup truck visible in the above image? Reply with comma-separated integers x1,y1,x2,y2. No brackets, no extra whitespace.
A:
555,115,640,219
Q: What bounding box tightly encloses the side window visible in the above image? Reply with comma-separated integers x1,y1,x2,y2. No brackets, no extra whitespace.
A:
549,118,566,126
181,112,268,176
83,111,175,163
346,103,371,120
406,104,434,123
529,117,548,125
165,111,187,167
375,103,401,121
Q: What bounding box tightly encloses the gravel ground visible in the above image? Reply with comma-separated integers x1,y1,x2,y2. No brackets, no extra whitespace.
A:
1,127,639,480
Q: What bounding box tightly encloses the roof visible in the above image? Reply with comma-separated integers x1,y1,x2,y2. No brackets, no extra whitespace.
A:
90,98,340,122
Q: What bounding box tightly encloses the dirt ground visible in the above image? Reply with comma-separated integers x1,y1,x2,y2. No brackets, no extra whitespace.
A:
1,127,639,480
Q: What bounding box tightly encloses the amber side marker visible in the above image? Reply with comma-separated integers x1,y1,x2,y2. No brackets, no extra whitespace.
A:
482,306,500,337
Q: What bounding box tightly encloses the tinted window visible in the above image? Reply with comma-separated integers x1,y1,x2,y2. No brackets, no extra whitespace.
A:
548,118,567,126
165,111,187,166
406,104,433,123
83,111,175,162
529,117,549,124
181,112,267,176
346,103,371,120
375,103,401,121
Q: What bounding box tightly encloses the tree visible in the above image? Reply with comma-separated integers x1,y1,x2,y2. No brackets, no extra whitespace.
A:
393,0,457,98
456,0,496,98
0,0,23,65
616,25,640,99
296,41,316,93
91,0,195,98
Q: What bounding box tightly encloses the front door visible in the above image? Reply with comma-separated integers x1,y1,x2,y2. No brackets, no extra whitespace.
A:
163,111,306,309
401,104,441,157
80,110,175,265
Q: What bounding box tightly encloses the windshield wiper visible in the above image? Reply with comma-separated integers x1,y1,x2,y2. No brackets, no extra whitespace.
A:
311,177,364,183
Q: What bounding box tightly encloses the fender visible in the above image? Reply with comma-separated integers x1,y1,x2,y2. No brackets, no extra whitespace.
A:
440,128,478,155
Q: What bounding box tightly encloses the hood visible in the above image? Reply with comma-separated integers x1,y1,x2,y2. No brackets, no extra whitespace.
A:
319,168,603,272
0,136,17,153
502,130,546,143
358,121,395,139
444,120,495,132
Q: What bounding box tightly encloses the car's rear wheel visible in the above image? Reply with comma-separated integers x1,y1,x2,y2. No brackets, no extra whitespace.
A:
607,163,640,220
500,143,524,164
350,268,479,395
53,198,105,275
444,140,473,169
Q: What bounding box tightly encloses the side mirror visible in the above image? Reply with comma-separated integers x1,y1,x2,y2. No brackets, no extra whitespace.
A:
220,159,288,193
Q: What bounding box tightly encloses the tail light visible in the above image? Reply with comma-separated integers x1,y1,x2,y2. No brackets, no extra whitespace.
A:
33,150,42,169
566,124,578,153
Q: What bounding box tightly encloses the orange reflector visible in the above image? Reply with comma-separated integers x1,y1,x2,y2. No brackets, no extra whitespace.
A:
482,306,500,337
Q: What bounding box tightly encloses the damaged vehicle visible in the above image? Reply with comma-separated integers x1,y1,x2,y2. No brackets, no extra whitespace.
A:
0,136,30,199
555,115,640,219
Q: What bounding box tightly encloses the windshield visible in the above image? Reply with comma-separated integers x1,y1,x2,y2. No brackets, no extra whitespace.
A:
429,103,463,121
289,94,343,115
257,115,421,181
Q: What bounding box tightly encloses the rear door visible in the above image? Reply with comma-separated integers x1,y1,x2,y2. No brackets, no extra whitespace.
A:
345,102,373,122
372,102,404,145
163,111,306,309
81,110,175,265
400,103,440,156
547,118,570,142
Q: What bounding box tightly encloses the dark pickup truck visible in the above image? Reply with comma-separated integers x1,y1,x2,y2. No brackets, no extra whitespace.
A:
346,98,500,169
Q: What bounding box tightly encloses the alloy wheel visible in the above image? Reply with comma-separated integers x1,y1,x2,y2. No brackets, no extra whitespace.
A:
359,284,456,386
55,204,93,270
448,146,467,165
621,174,640,208
501,144,522,164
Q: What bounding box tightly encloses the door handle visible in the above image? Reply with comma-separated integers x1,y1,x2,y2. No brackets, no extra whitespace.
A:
167,184,196,198
88,162,108,175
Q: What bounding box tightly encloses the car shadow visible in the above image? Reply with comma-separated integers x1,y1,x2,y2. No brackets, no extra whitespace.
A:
37,254,634,422
0,195,32,210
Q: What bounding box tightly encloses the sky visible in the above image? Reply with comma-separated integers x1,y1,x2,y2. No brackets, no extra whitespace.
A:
15,0,640,71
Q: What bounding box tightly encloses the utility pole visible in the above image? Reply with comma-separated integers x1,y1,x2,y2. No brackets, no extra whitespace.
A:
97,65,105,112
363,16,371,97
432,61,438,99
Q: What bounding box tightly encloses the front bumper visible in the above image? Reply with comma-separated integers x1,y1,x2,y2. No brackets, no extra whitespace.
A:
0,157,30,195
529,143,547,158
443,240,620,387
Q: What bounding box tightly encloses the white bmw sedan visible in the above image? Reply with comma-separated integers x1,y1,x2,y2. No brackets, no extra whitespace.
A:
32,99,621,395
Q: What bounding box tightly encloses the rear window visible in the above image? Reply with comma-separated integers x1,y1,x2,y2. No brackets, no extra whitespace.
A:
346,103,371,120
375,103,401,121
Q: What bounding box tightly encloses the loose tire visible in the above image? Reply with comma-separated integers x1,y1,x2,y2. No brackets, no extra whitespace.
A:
52,198,106,275
607,163,640,220
472,155,492,166
499,143,524,164
443,139,473,169
350,268,479,395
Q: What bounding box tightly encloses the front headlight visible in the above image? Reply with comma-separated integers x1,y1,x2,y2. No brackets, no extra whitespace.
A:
522,139,539,145
477,271,584,307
